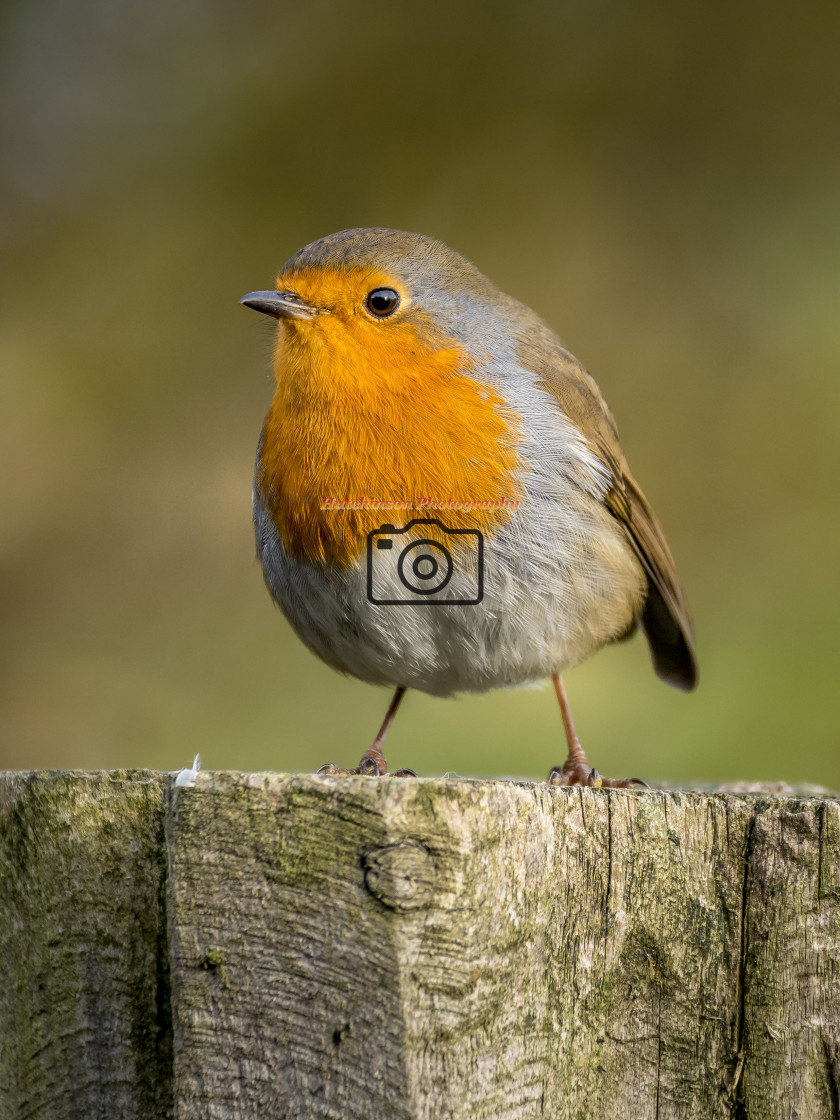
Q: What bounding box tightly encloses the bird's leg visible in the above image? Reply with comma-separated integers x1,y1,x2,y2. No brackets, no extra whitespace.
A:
318,687,417,777
546,674,648,789
356,686,409,775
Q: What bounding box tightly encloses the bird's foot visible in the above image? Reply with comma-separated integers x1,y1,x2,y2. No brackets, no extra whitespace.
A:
547,760,649,789
317,746,416,778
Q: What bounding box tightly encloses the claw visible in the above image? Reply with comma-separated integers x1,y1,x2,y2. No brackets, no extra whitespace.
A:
546,761,649,789
317,759,416,778
548,674,650,792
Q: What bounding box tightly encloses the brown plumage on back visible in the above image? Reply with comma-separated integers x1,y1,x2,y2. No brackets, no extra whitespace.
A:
513,308,697,692
607,471,697,690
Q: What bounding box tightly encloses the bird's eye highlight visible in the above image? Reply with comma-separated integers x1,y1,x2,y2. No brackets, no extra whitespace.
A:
364,287,400,318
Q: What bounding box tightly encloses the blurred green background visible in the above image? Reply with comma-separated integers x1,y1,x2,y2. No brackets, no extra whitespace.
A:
1,0,838,785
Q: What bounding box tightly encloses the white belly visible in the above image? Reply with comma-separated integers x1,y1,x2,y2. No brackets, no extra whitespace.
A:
255,373,646,696
255,480,644,697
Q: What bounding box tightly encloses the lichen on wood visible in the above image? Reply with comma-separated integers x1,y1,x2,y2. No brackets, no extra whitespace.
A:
3,770,840,1119
0,770,173,1119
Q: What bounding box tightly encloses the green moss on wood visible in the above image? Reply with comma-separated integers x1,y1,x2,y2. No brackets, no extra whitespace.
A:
4,771,840,1119
0,770,173,1119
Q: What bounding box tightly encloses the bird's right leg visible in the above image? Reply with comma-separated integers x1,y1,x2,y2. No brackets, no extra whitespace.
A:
318,686,416,777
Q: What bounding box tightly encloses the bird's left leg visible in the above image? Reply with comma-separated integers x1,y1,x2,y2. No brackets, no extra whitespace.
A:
318,686,417,777
546,674,648,789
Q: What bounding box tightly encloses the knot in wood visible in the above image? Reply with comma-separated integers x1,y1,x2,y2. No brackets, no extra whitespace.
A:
363,840,435,911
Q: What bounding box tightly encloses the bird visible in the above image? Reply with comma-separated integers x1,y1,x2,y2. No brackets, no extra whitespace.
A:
241,228,697,787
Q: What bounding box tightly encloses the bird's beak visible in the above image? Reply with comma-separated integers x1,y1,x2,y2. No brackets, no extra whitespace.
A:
239,290,320,321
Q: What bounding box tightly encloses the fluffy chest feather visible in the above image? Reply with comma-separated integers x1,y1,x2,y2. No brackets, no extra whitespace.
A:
257,324,522,566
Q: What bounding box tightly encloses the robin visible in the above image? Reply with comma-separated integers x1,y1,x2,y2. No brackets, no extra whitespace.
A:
241,228,697,787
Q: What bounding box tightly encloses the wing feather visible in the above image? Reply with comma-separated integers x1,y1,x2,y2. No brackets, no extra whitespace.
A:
605,472,697,690
509,310,698,690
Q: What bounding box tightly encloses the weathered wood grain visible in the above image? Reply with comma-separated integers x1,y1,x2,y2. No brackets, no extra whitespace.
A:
0,770,172,1120
740,798,840,1116
165,773,839,1120
3,771,840,1119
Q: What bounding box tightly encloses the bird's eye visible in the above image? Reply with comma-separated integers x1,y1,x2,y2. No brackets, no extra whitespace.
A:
364,287,401,318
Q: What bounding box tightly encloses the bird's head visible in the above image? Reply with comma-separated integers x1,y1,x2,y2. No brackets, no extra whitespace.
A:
242,229,523,564
240,228,510,393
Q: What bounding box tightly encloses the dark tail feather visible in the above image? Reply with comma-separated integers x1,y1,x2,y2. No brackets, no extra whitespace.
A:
641,583,698,691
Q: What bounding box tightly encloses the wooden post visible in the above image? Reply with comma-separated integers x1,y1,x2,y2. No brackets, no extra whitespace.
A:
2,770,840,1119
0,771,171,1119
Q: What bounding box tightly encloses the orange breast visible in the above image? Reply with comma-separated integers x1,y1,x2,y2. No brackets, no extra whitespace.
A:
258,306,521,567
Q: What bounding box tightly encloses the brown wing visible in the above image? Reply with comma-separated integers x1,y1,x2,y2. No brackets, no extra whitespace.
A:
604,472,697,691
510,306,698,690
